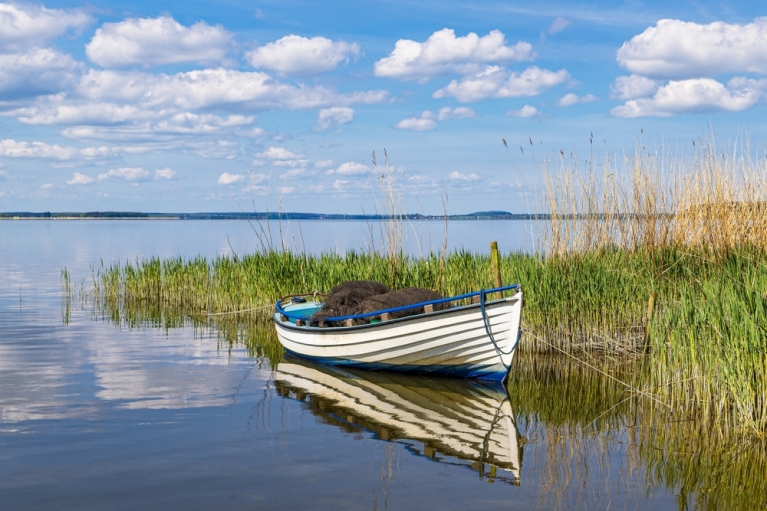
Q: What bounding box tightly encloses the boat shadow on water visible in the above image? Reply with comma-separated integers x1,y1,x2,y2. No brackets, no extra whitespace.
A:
272,355,522,485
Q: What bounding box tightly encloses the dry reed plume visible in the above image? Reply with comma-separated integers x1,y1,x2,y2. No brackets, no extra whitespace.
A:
541,137,767,254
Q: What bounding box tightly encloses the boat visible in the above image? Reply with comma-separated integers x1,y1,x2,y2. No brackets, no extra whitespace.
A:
274,357,522,484
273,284,523,381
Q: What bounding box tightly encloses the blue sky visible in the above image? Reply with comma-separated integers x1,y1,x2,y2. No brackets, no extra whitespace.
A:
0,0,766,213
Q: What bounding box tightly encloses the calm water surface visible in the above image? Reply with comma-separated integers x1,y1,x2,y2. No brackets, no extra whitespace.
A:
0,220,719,510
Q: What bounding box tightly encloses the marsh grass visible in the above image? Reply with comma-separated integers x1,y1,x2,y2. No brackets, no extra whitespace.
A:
510,353,767,511
81,243,767,433
71,138,767,436
537,138,767,435
540,137,767,254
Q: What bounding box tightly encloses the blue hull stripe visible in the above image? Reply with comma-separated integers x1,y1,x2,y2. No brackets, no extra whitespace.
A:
283,349,509,381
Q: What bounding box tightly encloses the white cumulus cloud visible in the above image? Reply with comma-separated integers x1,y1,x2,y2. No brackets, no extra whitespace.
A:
314,107,354,131
611,77,765,117
280,168,315,180
0,140,118,164
247,35,360,76
0,139,78,159
97,167,151,181
86,16,233,68
374,29,534,81
433,66,569,102
0,3,92,49
618,17,767,79
0,48,82,99
256,147,303,160
557,93,597,106
448,171,480,181
254,146,307,168
217,172,244,185
437,107,475,120
12,68,388,127
395,111,437,131
326,162,371,176
506,105,539,118
66,172,94,185
154,167,177,180
611,75,659,100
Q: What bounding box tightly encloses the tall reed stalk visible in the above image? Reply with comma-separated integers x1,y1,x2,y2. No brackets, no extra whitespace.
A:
539,137,767,435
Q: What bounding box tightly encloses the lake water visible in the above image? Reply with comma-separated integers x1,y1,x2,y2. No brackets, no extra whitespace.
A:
0,220,755,510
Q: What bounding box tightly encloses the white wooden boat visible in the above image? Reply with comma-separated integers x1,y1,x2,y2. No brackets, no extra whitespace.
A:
274,357,522,483
273,285,522,381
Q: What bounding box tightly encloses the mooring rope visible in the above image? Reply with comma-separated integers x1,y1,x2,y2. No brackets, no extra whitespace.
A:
479,290,518,370
523,329,674,410
201,303,273,316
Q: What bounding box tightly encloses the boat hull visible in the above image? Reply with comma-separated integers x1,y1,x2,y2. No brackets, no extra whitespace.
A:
274,292,522,381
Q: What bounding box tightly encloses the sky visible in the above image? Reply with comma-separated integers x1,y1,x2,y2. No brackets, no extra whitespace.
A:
1,0,766,214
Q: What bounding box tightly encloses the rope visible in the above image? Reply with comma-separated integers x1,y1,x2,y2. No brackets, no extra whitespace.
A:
201,303,273,316
523,329,674,410
479,290,518,370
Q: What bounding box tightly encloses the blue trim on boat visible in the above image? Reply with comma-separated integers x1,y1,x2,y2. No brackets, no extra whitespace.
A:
275,283,521,323
275,300,509,332
283,349,509,381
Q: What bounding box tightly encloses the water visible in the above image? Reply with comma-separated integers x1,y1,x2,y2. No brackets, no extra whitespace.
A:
0,220,757,510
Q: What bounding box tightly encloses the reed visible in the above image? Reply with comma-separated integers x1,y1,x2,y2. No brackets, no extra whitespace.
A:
538,137,767,436
540,137,767,254
509,353,767,511
73,137,767,436
82,242,767,429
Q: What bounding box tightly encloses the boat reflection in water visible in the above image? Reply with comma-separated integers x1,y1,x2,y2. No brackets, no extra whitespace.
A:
274,357,522,485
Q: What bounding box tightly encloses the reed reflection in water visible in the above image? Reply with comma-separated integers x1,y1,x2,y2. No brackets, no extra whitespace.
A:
73,294,767,510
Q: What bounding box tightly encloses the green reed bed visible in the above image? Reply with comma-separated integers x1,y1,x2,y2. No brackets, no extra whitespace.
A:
83,140,767,438
510,353,767,511
84,243,767,436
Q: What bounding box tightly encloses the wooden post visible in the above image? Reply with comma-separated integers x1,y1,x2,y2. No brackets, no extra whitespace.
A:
381,312,391,322
643,292,656,354
424,304,434,313
490,241,503,299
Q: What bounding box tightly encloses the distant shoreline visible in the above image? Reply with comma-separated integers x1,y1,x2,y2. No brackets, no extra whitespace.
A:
0,211,543,221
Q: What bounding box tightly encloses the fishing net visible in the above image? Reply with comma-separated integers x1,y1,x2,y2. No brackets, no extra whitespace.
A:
359,288,448,320
309,281,446,326
309,280,390,325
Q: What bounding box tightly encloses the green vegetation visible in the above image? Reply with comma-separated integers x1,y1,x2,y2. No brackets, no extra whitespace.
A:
74,139,767,440
509,353,767,511
84,244,766,435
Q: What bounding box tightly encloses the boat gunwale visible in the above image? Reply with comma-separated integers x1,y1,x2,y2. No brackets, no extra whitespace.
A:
274,291,522,334
275,284,520,324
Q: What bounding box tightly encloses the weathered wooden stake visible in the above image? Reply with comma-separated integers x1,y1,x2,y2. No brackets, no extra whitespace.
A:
490,241,503,299
643,292,657,354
